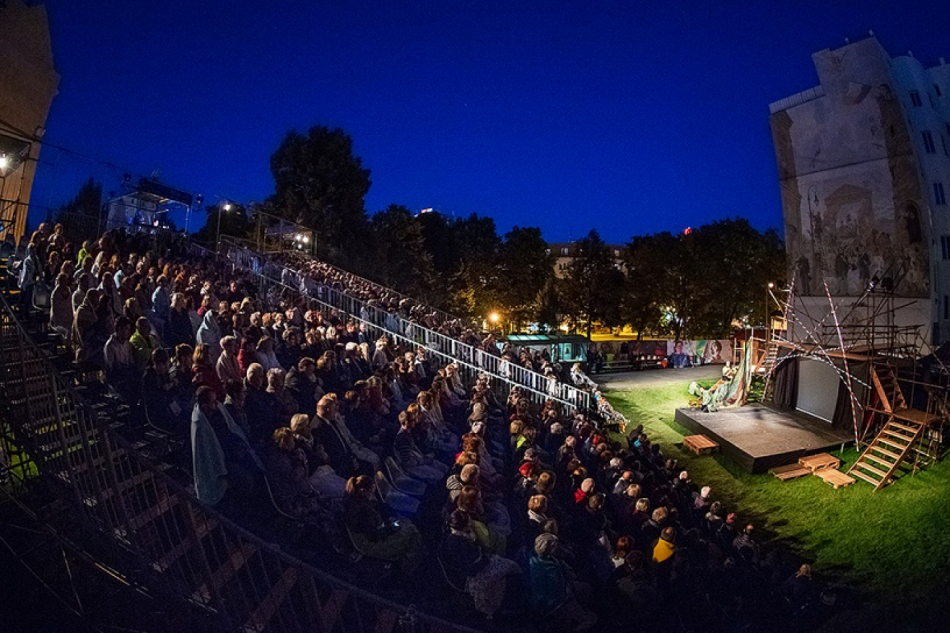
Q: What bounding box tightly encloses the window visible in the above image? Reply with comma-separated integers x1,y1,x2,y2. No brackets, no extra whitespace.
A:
936,182,947,206
910,91,922,107
941,236,950,260
936,84,943,97
561,248,568,256
923,131,936,153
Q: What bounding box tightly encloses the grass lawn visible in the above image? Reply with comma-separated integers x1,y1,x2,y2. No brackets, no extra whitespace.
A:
606,381,950,623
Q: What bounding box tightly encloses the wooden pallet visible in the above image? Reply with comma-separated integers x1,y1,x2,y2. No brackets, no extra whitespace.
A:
683,434,719,455
816,469,856,490
768,463,811,481
798,453,840,473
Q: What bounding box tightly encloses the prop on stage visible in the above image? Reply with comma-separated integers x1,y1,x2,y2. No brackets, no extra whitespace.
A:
687,341,753,412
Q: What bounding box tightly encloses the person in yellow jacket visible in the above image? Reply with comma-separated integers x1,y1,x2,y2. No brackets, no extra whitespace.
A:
651,526,677,564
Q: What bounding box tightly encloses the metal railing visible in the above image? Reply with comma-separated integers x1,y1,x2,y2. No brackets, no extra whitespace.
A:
0,292,481,633
227,242,589,412
225,241,592,412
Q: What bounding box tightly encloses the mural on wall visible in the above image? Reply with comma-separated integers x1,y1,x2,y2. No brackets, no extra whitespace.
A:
771,40,929,299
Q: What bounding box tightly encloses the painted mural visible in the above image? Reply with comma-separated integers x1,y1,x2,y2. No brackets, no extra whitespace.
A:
771,38,929,299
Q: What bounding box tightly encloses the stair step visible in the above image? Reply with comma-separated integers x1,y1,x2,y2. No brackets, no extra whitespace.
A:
868,445,902,461
878,437,908,450
125,493,179,531
153,517,218,572
851,469,884,487
855,461,889,479
242,567,299,633
880,429,912,442
192,541,258,604
863,453,896,468
889,421,922,434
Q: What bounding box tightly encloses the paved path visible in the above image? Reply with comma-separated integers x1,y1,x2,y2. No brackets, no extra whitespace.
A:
594,365,723,390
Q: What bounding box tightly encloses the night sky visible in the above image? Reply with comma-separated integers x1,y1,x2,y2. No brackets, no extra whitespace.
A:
29,0,950,243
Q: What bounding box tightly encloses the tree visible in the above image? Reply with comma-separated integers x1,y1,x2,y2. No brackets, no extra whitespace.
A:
560,229,625,339
496,226,555,329
192,202,252,246
267,126,372,267
55,177,103,243
370,205,438,300
623,232,675,341
448,214,502,318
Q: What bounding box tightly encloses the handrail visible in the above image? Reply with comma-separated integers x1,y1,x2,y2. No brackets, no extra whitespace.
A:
225,241,592,412
227,242,589,412
0,292,484,633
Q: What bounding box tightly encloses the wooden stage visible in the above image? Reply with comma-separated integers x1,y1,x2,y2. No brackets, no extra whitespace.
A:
674,405,852,473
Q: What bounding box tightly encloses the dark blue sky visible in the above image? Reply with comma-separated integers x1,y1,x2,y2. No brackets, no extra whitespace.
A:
30,0,950,243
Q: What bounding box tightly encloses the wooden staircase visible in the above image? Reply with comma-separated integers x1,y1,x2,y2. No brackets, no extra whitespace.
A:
850,364,939,490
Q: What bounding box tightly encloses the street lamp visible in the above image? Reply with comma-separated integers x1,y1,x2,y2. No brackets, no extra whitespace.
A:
215,202,232,252
765,282,775,338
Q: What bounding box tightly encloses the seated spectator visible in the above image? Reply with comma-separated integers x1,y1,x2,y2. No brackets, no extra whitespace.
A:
245,363,279,444
651,526,677,565
527,534,597,630
130,316,159,371
104,316,137,399
264,427,325,519
192,343,225,401
393,411,447,483
216,335,243,385
342,475,422,575
49,272,73,339
289,413,346,499
267,367,297,424
285,356,319,414
439,510,520,618
142,348,187,435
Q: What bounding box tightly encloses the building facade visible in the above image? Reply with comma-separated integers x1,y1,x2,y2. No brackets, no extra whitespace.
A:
770,36,950,346
548,241,626,279
0,0,59,243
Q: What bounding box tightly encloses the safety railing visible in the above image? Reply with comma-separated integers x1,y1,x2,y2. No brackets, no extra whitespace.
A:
226,242,592,412
0,292,482,633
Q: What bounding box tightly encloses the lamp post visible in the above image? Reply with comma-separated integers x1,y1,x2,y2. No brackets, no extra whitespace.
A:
215,202,231,253
765,282,775,340
489,311,501,334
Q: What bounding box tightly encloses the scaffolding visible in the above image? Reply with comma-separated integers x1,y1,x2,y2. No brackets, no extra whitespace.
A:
761,271,949,486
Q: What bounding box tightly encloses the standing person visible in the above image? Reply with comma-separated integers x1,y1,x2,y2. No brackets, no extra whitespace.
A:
17,234,42,315
49,272,73,339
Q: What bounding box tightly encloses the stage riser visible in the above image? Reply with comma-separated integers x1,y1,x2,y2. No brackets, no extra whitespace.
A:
674,406,851,474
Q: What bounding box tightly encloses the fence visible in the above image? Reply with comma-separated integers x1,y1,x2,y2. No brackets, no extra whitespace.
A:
0,292,481,633
228,239,591,411
224,240,592,413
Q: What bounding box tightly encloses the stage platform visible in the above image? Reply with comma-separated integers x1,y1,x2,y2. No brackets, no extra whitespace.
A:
673,405,852,474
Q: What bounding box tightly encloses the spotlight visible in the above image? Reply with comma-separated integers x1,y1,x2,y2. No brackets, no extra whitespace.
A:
0,154,7,171
223,203,232,211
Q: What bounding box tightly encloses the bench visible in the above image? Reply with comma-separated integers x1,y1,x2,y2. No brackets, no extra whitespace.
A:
683,434,719,456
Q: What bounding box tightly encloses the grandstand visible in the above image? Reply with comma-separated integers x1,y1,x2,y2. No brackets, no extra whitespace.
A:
0,224,836,632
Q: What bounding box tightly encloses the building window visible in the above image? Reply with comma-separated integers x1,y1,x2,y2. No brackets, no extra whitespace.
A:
910,91,922,107
923,131,936,153
936,84,943,97
936,182,947,206
941,236,950,260
561,248,568,256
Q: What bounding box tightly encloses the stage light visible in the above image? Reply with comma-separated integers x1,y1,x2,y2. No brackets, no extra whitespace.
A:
0,154,7,170
223,203,232,211
302,235,310,243
768,282,775,289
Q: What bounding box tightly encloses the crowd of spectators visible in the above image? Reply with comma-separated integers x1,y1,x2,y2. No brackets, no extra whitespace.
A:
12,225,833,632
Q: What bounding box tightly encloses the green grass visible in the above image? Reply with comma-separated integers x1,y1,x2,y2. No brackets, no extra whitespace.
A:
606,383,950,614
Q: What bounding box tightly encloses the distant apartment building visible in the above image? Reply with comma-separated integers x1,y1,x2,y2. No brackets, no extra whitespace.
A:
547,241,626,279
770,36,950,345
0,0,59,242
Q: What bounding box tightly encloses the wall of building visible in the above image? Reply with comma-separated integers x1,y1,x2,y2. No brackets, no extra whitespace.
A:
771,36,950,343
0,0,59,242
